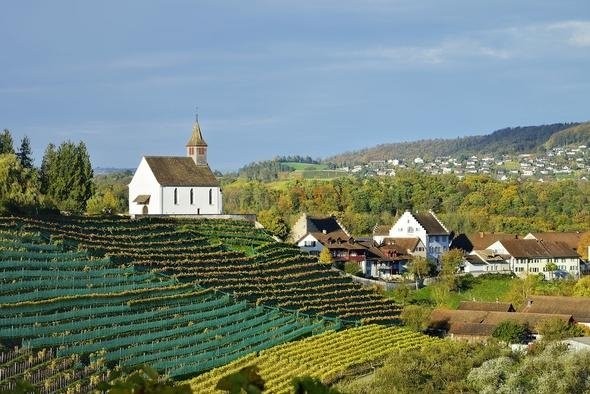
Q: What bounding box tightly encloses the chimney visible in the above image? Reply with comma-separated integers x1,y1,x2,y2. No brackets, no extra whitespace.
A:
322,229,327,234
527,299,533,307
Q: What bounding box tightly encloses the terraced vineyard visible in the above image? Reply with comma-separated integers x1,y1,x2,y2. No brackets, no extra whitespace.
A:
188,325,438,393
0,348,106,393
0,216,401,324
0,229,335,384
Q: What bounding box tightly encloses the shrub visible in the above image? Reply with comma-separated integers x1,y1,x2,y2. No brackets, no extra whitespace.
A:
492,320,530,344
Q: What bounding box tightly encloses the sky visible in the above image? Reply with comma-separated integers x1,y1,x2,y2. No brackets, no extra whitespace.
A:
1,1,589,171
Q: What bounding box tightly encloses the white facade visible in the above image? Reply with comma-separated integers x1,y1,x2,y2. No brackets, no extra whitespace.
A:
296,233,324,255
388,211,450,262
129,158,162,216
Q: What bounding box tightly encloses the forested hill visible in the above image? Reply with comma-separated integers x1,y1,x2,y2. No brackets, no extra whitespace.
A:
327,122,586,165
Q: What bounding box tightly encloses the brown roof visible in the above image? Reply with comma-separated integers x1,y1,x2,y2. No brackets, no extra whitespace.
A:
527,232,582,251
412,211,449,235
500,239,580,259
449,322,496,337
522,296,590,323
310,231,366,251
133,195,151,204
456,232,520,251
430,308,573,334
144,156,219,187
381,237,421,252
373,224,391,236
186,122,207,146
458,301,515,312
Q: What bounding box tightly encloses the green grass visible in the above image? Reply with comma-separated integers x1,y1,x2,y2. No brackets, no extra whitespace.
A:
389,275,516,308
281,162,330,170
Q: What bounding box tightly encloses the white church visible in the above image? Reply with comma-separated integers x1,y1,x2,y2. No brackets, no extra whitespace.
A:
128,120,223,216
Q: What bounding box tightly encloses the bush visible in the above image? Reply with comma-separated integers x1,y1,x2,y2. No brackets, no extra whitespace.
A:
535,317,584,341
400,305,432,332
492,320,530,344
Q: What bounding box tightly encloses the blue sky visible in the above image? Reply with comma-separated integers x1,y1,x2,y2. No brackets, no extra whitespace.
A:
1,1,589,171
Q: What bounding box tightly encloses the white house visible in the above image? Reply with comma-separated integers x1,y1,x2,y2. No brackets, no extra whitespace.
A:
462,250,511,275
488,239,581,279
128,121,222,216
385,210,451,263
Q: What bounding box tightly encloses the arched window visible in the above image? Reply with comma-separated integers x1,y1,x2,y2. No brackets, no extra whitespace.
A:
190,189,194,205
174,188,178,205
209,189,213,205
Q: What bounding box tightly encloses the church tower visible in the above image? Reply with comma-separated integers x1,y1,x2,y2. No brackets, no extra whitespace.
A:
186,120,208,166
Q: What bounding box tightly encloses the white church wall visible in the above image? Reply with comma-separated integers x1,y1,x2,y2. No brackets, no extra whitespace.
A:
128,158,162,215
162,186,222,215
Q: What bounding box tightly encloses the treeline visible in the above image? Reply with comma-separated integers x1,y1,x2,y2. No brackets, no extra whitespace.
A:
221,170,590,236
327,122,579,165
233,155,325,181
0,129,95,214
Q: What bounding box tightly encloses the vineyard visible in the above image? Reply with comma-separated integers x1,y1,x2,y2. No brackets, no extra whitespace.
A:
0,215,401,324
0,227,336,390
188,325,438,393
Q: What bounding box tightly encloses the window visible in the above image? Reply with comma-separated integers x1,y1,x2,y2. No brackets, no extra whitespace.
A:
174,188,178,205
407,227,414,233
198,147,206,154
304,240,316,247
190,189,194,205
209,189,213,205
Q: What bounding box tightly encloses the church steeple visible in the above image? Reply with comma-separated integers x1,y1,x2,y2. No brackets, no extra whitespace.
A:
186,120,208,166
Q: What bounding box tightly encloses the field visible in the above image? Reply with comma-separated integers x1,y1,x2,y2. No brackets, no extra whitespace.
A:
0,215,430,392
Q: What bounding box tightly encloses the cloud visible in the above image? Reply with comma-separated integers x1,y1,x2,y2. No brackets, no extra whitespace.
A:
548,21,590,47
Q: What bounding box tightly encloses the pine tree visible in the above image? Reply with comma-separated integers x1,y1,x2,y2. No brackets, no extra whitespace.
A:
16,136,33,168
0,129,15,154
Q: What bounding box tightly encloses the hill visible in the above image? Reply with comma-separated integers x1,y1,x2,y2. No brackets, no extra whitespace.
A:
544,122,590,149
327,122,582,165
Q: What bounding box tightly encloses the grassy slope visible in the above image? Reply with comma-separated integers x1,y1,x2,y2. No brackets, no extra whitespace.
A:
544,121,590,148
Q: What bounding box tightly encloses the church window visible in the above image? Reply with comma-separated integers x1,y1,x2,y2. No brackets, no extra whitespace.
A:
198,147,206,155
209,189,213,205
190,189,194,205
174,188,178,205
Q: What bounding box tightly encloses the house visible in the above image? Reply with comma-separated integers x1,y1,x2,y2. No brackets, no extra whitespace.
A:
521,296,590,327
461,250,511,275
450,232,520,253
523,232,582,253
293,214,368,262
128,120,222,216
429,308,574,341
360,239,412,279
488,239,581,279
384,210,451,264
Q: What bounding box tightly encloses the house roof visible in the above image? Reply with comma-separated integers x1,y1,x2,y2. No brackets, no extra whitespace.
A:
307,216,347,235
381,237,421,252
412,211,449,235
454,232,520,252
526,232,582,251
430,308,573,334
373,224,391,236
458,301,515,312
144,156,219,187
310,230,366,251
522,296,590,323
448,322,496,337
500,239,580,259
186,122,207,146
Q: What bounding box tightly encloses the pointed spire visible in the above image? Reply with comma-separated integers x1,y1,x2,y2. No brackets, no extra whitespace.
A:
186,120,207,147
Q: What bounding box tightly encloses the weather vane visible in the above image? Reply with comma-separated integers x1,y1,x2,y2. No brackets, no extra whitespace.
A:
195,106,199,122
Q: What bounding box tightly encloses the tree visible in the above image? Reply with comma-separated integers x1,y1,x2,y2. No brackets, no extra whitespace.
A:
292,376,341,394
491,320,530,344
257,207,290,240
16,136,33,169
97,364,191,394
573,276,590,297
506,274,543,308
535,317,583,341
439,249,464,291
216,366,265,394
407,256,431,289
0,154,41,214
400,305,432,332
0,129,14,154
545,262,558,281
319,247,333,264
39,141,94,213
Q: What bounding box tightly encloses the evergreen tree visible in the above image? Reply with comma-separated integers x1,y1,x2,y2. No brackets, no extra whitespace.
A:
40,141,94,213
16,136,33,169
0,129,15,154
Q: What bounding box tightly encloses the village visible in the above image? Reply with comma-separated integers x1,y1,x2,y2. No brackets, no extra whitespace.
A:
338,145,590,181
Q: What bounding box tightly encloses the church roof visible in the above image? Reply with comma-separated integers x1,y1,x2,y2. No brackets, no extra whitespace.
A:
186,122,207,147
144,156,219,187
